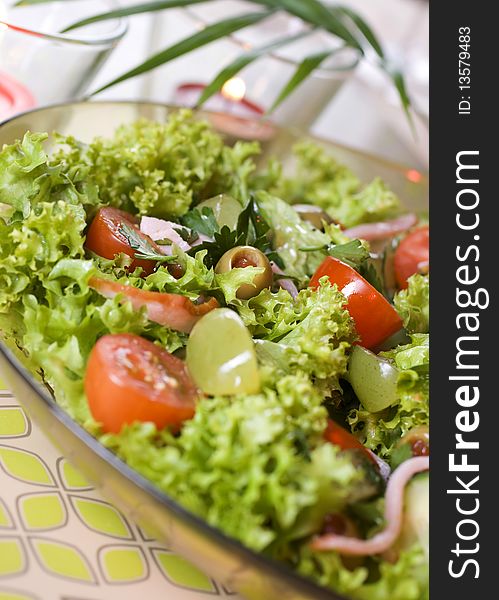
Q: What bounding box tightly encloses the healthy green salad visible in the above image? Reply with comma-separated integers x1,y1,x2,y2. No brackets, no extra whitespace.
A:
0,110,429,600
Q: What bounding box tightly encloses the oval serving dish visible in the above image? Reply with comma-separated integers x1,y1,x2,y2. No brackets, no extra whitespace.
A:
0,101,428,600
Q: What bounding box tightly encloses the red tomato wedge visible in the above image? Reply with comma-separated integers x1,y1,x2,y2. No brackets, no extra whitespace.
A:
85,334,198,433
310,257,402,349
393,225,429,289
85,207,162,275
324,420,376,465
89,277,219,334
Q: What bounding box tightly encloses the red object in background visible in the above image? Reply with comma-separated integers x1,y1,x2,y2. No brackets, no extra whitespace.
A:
310,256,403,349
393,225,429,288
175,82,264,118
173,82,276,142
0,72,36,120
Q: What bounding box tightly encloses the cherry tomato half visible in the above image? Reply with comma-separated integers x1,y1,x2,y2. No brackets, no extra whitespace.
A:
324,419,376,465
85,207,160,275
85,334,198,433
393,225,429,289
310,257,402,349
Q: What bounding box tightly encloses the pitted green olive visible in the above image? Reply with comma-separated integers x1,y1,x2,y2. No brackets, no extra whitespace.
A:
293,204,332,230
215,246,273,299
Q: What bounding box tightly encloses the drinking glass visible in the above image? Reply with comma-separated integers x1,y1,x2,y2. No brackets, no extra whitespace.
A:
0,0,127,121
147,0,359,131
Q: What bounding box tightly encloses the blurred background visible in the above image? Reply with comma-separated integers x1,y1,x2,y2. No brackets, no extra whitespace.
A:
0,0,428,169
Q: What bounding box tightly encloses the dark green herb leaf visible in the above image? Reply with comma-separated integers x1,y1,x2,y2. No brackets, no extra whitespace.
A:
181,206,220,238
358,261,384,294
300,239,369,269
173,225,200,245
119,222,177,264
190,226,246,268
326,240,370,268
390,443,413,470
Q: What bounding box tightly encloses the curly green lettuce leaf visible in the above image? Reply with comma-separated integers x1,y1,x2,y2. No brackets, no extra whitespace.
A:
297,544,428,600
53,111,262,219
269,142,401,228
394,274,429,334
0,201,87,312
0,132,98,222
349,335,429,459
239,280,355,394
205,140,261,202
101,373,361,552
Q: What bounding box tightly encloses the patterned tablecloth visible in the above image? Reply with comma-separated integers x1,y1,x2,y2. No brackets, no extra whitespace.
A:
0,379,241,600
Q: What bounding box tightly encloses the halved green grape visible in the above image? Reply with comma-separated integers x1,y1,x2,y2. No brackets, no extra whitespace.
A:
347,345,399,412
186,308,260,396
215,246,273,299
197,194,242,231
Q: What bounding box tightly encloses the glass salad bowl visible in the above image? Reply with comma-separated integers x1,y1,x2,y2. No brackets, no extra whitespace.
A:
0,101,428,600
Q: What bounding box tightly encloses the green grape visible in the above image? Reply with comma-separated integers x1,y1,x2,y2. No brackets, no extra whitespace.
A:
347,345,399,413
186,308,260,396
197,194,242,231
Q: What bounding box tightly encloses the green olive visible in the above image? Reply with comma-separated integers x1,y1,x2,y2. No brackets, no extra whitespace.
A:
197,194,242,231
293,204,332,230
215,246,273,300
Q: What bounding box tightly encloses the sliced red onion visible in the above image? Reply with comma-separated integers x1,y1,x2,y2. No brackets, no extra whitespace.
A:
310,456,429,555
271,262,298,299
343,213,418,242
140,216,191,252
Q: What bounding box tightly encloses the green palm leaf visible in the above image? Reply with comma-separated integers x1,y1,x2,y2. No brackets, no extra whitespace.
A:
332,6,384,57
254,0,361,50
269,47,343,112
196,30,311,106
61,0,208,33
91,10,273,95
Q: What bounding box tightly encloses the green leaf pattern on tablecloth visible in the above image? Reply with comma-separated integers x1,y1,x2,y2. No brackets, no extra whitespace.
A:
28,538,96,583
99,545,148,583
0,538,26,577
152,550,218,594
0,390,238,597
69,496,133,540
0,406,30,438
0,499,13,529
18,492,67,531
0,447,55,487
56,458,92,491
0,590,37,600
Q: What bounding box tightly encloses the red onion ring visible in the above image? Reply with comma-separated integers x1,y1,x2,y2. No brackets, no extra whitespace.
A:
343,213,418,242
310,456,429,555
271,262,298,299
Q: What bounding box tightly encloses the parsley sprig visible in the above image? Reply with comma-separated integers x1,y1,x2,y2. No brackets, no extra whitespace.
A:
119,222,177,264
185,196,284,269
